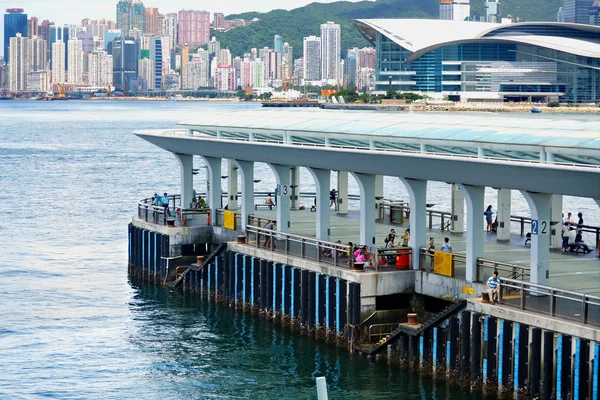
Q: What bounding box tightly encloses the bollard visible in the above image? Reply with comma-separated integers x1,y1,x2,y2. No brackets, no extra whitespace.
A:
557,335,572,400
543,331,554,400
471,313,482,389
530,328,542,399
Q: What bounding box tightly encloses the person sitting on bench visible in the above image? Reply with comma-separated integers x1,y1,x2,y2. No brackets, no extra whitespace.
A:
568,227,593,253
486,271,501,305
310,196,316,212
265,193,274,210
525,232,531,246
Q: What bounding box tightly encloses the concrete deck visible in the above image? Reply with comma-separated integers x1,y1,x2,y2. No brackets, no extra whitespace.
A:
248,208,600,296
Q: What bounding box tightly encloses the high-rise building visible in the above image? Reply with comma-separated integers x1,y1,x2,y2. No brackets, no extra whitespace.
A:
214,64,234,91
50,25,69,69
68,39,83,83
39,20,51,43
116,0,132,34
104,29,122,54
218,48,231,66
208,37,220,55
181,44,189,87
213,13,225,30
132,1,146,33
264,50,281,82
145,8,163,36
303,36,321,82
112,36,140,90
149,36,163,89
27,70,50,92
138,57,154,89
162,13,177,50
439,0,471,21
320,22,341,83
274,35,283,53
51,40,66,83
293,58,303,86
184,60,209,89
4,8,28,63
8,33,30,91
30,37,48,71
77,31,94,53
590,0,600,25
28,17,38,38
345,48,358,87
358,47,376,69
177,10,210,47
88,49,113,87
485,0,502,23
564,0,594,23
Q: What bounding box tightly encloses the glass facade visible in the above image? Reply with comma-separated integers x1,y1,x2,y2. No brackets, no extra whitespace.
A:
4,10,27,64
375,31,600,103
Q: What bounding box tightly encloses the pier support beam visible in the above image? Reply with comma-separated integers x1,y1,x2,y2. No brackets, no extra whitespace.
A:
458,184,485,283
496,189,511,242
268,164,291,233
375,175,384,220
203,156,222,226
352,173,376,248
451,184,464,233
227,159,238,210
550,194,563,249
308,168,331,241
337,171,348,215
289,166,300,210
235,160,254,230
173,153,194,209
521,191,551,286
400,178,427,270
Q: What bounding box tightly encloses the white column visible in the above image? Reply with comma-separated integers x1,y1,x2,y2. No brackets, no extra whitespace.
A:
375,175,384,220
269,164,291,233
521,191,551,286
289,166,300,210
227,159,238,210
451,184,464,233
352,173,376,249
550,194,563,249
173,153,194,210
496,189,511,242
400,178,427,270
203,156,222,226
457,184,485,283
337,171,348,215
478,147,485,158
235,160,254,230
308,168,331,241
539,151,547,162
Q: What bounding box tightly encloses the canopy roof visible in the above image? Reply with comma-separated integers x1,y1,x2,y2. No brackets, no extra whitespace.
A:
178,109,600,166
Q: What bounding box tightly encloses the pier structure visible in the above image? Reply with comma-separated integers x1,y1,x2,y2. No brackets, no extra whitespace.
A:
130,109,600,399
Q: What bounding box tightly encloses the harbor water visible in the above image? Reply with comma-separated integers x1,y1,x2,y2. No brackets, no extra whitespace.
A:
0,101,596,398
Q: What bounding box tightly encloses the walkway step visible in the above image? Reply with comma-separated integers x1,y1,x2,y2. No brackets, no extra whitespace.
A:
165,243,228,288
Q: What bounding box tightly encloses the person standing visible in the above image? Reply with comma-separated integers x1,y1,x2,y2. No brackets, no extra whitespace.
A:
561,223,570,253
162,192,171,217
484,205,493,233
441,237,452,253
264,220,275,248
486,271,501,304
330,189,337,211
577,212,584,234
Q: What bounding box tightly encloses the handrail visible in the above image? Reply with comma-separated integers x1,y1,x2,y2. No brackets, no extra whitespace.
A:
368,323,399,343
499,277,600,326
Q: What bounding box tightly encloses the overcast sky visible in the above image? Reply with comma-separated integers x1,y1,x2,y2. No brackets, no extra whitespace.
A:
2,0,364,25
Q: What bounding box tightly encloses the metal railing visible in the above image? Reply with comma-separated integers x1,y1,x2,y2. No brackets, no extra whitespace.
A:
246,225,352,268
137,195,210,226
368,323,400,343
500,278,600,326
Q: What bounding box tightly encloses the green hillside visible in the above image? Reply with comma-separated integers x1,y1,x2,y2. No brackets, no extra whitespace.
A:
216,0,563,59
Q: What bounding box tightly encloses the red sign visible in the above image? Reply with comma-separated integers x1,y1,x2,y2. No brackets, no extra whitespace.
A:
6,8,24,13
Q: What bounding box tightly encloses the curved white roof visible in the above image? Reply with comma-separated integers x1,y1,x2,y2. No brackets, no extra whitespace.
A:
354,19,600,60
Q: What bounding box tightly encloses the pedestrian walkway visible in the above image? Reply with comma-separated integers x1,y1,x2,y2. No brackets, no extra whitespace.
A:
252,208,600,296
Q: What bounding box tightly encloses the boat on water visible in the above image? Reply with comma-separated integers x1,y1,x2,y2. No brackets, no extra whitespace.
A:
530,107,542,113
0,91,14,100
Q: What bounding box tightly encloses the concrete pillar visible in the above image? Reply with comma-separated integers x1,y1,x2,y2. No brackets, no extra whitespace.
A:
351,173,376,248
496,189,511,242
375,175,384,220
289,166,300,210
546,152,555,163
268,164,291,233
337,171,348,215
521,191,551,286
451,184,464,233
550,195,563,249
400,178,427,270
478,147,485,158
203,156,222,226
539,151,547,162
420,143,427,153
227,159,238,210
308,168,331,241
173,153,194,209
325,137,331,146
457,184,485,283
235,160,254,230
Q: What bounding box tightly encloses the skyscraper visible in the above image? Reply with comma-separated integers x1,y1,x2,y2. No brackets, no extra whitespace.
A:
181,44,189,87
51,40,66,83
485,0,502,22
28,16,38,38
439,0,471,21
8,33,30,91
590,0,600,25
213,13,225,30
208,37,220,55
138,57,154,89
162,13,177,50
320,22,341,83
50,25,69,69
149,36,163,89
131,1,146,33
30,37,48,71
145,8,163,36
274,35,283,53
346,48,358,87
564,0,594,23
88,49,113,87
303,36,321,82
177,10,210,47
112,36,139,91
4,8,28,63
68,39,83,83
116,0,132,34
